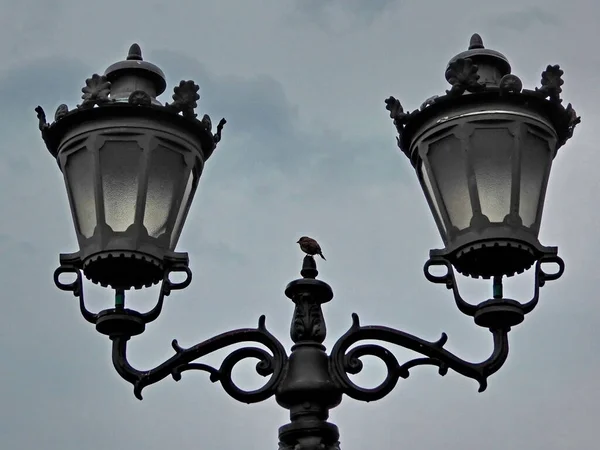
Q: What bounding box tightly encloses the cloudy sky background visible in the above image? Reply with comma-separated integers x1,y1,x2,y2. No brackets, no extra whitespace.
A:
0,0,598,449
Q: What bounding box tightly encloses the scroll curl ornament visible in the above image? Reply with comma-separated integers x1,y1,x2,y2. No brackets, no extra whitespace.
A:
201,114,227,145
384,96,417,153
563,102,581,144
35,105,50,140
111,315,288,404
330,313,510,402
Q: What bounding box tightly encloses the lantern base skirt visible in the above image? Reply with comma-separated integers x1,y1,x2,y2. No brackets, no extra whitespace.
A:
430,236,558,279
58,249,189,290
83,251,163,289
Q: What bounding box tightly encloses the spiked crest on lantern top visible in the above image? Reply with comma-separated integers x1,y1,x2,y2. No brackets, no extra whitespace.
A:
386,33,580,279
36,44,226,290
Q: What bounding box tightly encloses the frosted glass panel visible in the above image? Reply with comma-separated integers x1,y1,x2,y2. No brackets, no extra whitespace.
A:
99,141,142,232
428,135,472,230
520,131,551,227
470,128,513,223
143,146,185,237
66,148,97,238
419,162,446,233
170,170,196,248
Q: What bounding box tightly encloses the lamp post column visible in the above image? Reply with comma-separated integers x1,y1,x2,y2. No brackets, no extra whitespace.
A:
276,256,342,450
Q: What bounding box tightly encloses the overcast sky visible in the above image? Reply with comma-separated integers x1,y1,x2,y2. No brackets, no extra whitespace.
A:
0,0,598,449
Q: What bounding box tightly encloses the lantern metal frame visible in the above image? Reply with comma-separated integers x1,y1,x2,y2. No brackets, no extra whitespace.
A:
40,35,579,450
36,44,226,290
385,33,580,280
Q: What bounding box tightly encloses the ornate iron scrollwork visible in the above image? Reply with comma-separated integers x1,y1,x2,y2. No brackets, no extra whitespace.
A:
330,313,509,400
112,315,288,403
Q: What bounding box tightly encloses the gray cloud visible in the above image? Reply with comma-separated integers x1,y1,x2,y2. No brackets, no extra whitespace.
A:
291,0,399,28
0,1,598,450
151,49,411,189
486,6,561,32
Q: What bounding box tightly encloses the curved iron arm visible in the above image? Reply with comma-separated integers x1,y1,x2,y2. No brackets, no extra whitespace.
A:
521,255,565,314
424,254,565,319
424,257,477,316
111,315,288,403
330,313,509,402
53,262,194,329
54,265,99,324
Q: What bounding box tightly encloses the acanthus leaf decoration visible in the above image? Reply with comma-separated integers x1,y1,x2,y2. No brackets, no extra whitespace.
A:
35,105,49,133
213,118,227,145
200,114,227,146
78,74,112,109
290,292,326,344
445,57,484,96
201,114,212,132
561,102,581,146
535,64,564,103
165,80,200,118
385,96,414,150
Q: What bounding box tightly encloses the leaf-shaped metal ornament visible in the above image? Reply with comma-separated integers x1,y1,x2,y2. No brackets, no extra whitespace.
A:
165,80,200,118
535,64,564,103
78,74,112,109
445,57,483,96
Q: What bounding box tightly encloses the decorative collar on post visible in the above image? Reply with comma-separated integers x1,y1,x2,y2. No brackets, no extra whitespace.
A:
277,255,341,450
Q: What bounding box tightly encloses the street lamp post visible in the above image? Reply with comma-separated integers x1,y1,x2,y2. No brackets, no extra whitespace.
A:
36,34,580,450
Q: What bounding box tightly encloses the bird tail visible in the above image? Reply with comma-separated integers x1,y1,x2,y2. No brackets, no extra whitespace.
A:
319,253,326,260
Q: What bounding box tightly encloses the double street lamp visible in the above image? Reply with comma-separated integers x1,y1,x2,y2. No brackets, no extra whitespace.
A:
36,34,580,449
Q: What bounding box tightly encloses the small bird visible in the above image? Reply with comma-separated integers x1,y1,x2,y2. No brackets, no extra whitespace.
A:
297,236,326,260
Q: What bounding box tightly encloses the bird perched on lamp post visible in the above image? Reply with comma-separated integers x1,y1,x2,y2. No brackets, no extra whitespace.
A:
297,236,326,260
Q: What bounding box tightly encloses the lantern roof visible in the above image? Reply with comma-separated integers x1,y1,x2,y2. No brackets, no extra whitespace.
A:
385,33,581,165
104,43,168,101
446,33,511,81
35,44,226,161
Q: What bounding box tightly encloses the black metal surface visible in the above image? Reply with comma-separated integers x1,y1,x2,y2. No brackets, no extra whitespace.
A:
44,35,575,450
52,253,565,449
36,44,226,290
385,33,579,279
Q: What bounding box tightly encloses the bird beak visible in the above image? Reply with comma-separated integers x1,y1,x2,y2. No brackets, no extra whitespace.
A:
296,240,300,243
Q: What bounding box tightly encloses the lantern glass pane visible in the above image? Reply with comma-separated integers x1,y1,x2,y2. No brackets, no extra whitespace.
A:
170,169,196,248
470,128,513,223
66,148,97,238
99,141,142,232
428,135,472,230
419,162,446,234
519,131,551,227
143,146,186,238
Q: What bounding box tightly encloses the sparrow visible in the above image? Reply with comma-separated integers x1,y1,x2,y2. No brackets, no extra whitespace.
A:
297,236,326,260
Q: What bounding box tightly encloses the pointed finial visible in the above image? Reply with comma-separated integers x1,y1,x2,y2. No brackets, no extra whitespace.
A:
127,43,143,61
469,33,484,50
300,255,318,279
